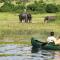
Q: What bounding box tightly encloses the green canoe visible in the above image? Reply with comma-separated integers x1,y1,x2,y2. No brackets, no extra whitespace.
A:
31,37,60,50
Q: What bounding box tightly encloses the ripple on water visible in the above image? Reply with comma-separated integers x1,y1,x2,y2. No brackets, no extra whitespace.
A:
0,44,60,60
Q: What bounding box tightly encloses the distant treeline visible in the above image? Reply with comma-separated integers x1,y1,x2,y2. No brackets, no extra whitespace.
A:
0,1,60,13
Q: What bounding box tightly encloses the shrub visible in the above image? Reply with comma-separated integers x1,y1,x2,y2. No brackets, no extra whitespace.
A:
13,4,25,13
0,2,14,12
27,1,46,13
35,3,46,13
0,2,25,13
57,5,60,12
45,4,58,13
27,4,36,11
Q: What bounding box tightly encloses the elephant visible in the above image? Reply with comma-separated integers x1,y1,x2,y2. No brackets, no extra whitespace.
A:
44,16,56,23
19,13,32,23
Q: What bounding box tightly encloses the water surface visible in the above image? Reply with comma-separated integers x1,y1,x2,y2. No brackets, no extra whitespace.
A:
0,44,60,60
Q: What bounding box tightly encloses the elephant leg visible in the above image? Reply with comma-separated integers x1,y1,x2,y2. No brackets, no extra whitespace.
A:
20,19,22,23
29,19,31,23
25,19,28,23
44,19,48,23
19,17,22,23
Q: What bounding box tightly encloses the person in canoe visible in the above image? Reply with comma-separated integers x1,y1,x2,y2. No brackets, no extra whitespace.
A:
47,32,56,44
40,32,56,46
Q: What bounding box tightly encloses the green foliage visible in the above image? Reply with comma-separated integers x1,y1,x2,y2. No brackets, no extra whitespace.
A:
45,4,58,13
16,1,21,5
27,1,59,13
0,12,60,41
0,0,11,3
0,0,60,13
13,4,25,13
27,4,36,11
27,1,46,13
57,5,60,12
0,2,25,13
0,2,14,12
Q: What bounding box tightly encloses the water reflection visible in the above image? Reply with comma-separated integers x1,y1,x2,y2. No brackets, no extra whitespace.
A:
31,46,60,60
0,44,60,60
31,47,40,53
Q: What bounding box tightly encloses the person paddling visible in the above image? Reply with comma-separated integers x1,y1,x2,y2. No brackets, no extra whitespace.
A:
47,32,56,44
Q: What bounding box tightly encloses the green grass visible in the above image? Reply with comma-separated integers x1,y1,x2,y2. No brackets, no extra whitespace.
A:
0,12,60,43
0,41,31,45
0,54,24,56
0,54,15,56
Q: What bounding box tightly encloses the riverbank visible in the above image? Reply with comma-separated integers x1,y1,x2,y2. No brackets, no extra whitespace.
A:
0,12,60,43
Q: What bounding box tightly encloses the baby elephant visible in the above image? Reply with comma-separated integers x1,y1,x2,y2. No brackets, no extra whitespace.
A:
44,16,56,23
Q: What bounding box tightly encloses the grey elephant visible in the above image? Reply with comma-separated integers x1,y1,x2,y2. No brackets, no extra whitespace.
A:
19,13,32,23
44,16,56,23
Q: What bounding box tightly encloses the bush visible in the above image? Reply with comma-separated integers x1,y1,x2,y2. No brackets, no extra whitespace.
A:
57,5,60,12
0,2,14,12
27,4,36,11
13,4,25,13
45,4,58,13
0,2,25,13
0,1,59,13
27,1,46,13
35,3,46,13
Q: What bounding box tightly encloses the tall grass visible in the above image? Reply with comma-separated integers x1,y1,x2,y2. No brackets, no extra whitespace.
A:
0,12,60,43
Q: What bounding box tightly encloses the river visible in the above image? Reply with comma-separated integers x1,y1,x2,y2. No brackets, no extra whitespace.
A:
0,44,60,60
